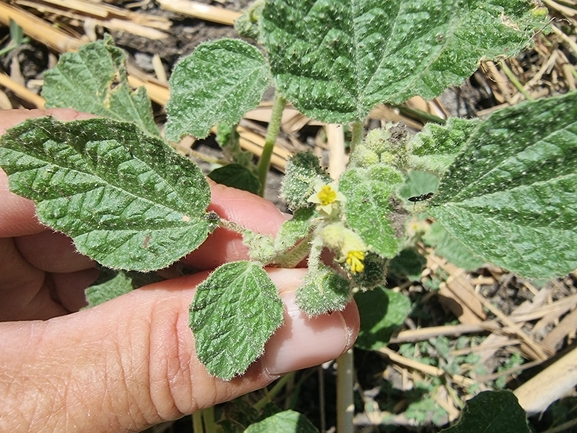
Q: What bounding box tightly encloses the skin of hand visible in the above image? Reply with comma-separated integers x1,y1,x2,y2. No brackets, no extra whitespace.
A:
0,109,360,433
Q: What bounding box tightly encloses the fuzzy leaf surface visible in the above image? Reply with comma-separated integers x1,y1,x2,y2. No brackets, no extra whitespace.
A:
424,222,485,271
441,391,529,433
340,165,404,258
408,118,480,176
429,92,577,278
189,261,284,380
260,0,546,122
165,39,271,141
0,117,211,271
296,265,351,317
281,151,331,209
42,36,159,137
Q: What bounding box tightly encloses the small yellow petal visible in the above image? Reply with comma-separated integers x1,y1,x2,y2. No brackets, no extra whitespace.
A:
317,184,338,206
346,250,365,273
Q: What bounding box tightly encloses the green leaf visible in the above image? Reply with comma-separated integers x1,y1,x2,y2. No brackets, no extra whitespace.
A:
0,117,212,271
441,391,530,433
280,151,331,209
216,123,254,168
189,261,284,380
42,35,159,138
296,265,351,317
85,269,164,307
429,92,577,278
235,0,265,41
424,222,485,271
408,118,481,176
339,165,405,258
165,39,271,141
208,164,261,195
389,248,427,281
260,0,546,123
244,410,319,433
85,270,133,307
355,286,411,351
397,170,440,204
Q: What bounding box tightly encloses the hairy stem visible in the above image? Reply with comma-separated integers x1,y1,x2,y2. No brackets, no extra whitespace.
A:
349,121,364,152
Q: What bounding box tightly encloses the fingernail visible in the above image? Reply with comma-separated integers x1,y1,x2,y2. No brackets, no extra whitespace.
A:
262,290,359,376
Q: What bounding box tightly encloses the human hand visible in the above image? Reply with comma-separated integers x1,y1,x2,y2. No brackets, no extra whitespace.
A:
0,109,359,432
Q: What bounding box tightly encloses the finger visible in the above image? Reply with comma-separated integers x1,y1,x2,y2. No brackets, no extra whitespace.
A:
0,268,359,432
0,109,93,238
0,237,67,321
183,181,289,269
14,230,95,273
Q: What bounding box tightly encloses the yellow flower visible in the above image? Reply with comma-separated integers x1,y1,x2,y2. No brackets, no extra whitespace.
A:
319,222,367,274
346,250,365,273
308,181,346,216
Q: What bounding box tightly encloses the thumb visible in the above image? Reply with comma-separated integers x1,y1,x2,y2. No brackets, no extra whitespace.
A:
0,268,359,433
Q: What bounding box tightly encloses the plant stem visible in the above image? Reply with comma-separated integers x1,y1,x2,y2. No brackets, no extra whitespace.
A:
349,121,364,152
192,411,204,432
253,372,294,411
499,59,533,101
336,349,354,433
257,92,286,196
202,406,217,433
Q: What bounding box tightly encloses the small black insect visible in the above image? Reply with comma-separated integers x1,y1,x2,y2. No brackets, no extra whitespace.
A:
408,192,434,202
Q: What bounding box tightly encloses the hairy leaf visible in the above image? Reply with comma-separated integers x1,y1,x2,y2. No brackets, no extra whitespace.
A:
42,35,159,137
340,165,405,258
424,222,485,271
408,118,481,176
166,39,271,141
429,92,577,278
280,151,331,209
189,261,284,380
0,117,212,271
260,0,546,122
296,265,351,317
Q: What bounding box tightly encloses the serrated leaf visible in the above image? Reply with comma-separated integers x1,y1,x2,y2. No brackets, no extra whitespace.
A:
165,39,271,141
280,151,331,209
408,118,481,176
441,391,530,433
296,265,351,317
42,35,159,138
424,222,485,271
208,164,261,195
340,165,405,258
189,261,284,380
244,410,319,433
429,92,577,278
0,117,211,271
355,286,411,351
260,0,546,123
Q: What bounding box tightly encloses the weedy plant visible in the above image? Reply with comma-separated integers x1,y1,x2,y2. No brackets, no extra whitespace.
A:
1,0,576,431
